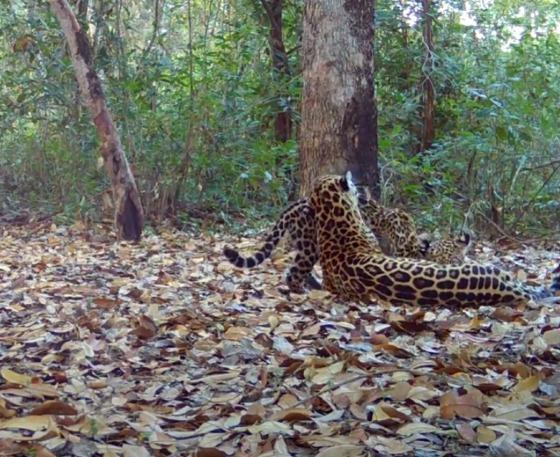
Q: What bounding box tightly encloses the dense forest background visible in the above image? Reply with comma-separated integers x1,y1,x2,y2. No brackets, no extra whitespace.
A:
1,0,559,236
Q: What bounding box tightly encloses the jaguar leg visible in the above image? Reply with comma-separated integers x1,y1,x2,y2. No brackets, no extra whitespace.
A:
287,247,318,293
286,265,307,293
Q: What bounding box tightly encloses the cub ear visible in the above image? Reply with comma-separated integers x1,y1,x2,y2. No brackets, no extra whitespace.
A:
357,186,371,204
458,230,473,247
419,238,431,256
417,232,431,256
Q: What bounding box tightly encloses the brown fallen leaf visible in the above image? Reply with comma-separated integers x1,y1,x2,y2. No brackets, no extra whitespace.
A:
315,445,365,457
367,435,413,455
50,371,68,384
379,404,410,423
239,414,261,426
88,379,108,389
25,383,59,398
271,408,312,422
223,326,250,341
29,400,78,416
491,307,523,322
276,393,298,409
386,382,411,402
491,405,536,421
195,448,228,457
93,296,122,309
133,315,158,340
440,389,485,419
370,333,389,345
0,399,16,419
391,320,429,334
504,362,532,379
375,343,413,358
0,415,58,432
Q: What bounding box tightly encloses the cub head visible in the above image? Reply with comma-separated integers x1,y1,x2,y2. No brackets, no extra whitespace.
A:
417,232,432,256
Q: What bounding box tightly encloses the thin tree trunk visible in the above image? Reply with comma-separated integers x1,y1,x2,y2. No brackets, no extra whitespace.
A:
261,0,292,142
49,0,144,241
91,0,106,58
418,0,435,154
144,0,162,57
300,0,379,197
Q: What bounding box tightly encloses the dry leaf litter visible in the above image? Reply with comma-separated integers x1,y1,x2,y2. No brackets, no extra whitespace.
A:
0,222,560,456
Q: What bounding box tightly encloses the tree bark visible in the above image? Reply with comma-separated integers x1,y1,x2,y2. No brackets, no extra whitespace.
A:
261,0,292,142
68,0,87,123
417,0,435,154
49,0,144,241
300,0,379,197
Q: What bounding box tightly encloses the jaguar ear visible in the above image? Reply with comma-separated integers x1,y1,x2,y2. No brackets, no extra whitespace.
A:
340,171,352,191
343,171,358,195
458,230,473,247
357,186,371,204
419,238,431,256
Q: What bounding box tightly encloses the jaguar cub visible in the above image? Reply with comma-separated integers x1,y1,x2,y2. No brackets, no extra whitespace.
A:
358,196,471,262
309,173,559,306
224,195,468,293
358,196,424,258
422,232,472,264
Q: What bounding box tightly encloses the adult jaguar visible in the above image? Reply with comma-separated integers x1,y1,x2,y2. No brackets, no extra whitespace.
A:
224,195,470,292
308,173,559,306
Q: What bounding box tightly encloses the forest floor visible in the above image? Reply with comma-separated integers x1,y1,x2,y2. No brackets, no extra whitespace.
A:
1,220,560,457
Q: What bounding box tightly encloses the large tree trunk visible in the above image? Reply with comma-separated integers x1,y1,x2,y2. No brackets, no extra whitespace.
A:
49,0,144,241
300,0,379,197
261,0,292,142
417,0,435,154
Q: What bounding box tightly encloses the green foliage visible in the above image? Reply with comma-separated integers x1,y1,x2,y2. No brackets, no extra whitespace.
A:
0,0,302,225
0,0,559,235
376,0,560,235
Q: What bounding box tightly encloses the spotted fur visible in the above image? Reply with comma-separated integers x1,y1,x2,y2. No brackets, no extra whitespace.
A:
309,173,559,306
424,232,472,264
224,195,468,292
224,199,320,293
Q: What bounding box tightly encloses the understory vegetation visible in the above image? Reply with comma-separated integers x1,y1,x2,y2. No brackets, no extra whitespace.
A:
1,0,559,236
